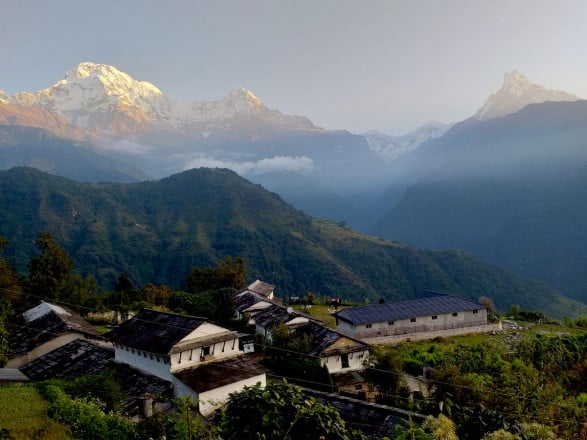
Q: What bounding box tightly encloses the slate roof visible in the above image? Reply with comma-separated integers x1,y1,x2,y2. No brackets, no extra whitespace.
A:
303,387,425,437
18,338,172,419
20,339,114,381
247,279,276,298
0,368,29,383
235,290,268,313
106,309,206,356
173,354,267,393
253,304,292,329
335,294,486,326
291,321,369,357
7,301,101,358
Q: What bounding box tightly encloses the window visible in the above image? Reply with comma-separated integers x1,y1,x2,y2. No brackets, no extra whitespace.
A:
366,324,372,328
473,310,479,314
410,318,416,323
452,312,458,317
178,352,182,363
189,349,193,361
432,315,438,320
388,321,394,325
200,346,211,360
222,341,226,352
341,353,350,368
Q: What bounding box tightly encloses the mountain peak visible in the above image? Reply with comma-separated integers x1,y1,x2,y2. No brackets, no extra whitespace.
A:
224,87,264,109
474,71,578,120
502,70,530,88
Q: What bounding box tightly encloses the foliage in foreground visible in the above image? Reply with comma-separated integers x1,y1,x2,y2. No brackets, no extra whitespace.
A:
0,384,71,440
37,382,138,440
220,380,368,440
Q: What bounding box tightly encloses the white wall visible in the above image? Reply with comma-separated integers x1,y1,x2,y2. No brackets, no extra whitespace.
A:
113,345,173,381
170,337,240,372
197,374,266,417
321,350,369,374
6,333,82,369
337,309,488,339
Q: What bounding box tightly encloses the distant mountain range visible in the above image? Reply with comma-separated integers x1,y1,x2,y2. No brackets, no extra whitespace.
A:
0,63,578,215
2,63,587,311
0,166,580,317
373,100,587,303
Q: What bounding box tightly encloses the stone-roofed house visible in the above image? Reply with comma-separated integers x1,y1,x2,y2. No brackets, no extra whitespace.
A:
20,339,113,381
334,292,491,341
234,289,274,322
287,320,370,374
174,354,267,417
6,301,102,368
106,308,266,417
19,338,173,420
246,279,276,300
248,300,371,374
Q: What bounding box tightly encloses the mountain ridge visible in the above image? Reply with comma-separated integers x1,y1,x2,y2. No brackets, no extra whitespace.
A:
0,166,579,317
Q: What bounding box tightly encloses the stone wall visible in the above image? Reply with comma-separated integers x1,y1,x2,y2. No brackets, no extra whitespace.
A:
360,322,502,345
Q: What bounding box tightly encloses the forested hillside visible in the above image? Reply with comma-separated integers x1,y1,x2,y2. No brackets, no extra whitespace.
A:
0,166,580,316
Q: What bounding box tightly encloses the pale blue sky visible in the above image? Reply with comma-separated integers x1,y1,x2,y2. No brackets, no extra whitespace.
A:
1,0,586,134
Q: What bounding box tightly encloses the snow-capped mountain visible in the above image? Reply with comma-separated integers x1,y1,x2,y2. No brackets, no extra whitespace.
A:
6,62,316,134
0,89,9,104
363,120,454,160
473,71,578,121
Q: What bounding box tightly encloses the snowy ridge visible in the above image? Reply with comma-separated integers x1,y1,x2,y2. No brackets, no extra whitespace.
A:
364,120,454,160
474,71,578,121
7,62,316,132
0,89,9,104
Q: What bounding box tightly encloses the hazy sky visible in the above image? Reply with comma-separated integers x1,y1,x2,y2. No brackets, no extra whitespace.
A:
1,0,586,134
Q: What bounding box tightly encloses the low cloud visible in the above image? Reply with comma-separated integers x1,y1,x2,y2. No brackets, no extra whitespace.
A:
182,155,314,175
96,139,153,154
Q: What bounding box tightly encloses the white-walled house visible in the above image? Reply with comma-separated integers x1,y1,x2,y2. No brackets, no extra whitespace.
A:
248,302,370,374
246,279,276,300
334,293,489,339
6,301,102,368
106,309,266,417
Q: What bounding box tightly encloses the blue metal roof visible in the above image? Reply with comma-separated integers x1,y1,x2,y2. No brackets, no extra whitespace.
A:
334,294,485,326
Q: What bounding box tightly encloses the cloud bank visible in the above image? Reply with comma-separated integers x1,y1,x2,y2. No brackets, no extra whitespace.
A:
182,155,314,175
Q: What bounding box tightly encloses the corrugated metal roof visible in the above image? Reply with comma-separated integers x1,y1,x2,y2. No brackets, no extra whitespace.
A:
335,294,485,325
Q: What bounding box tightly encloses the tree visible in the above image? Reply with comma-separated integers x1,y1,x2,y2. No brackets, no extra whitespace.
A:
142,283,174,307
364,345,409,405
220,380,367,440
183,256,246,293
26,232,73,302
0,236,22,303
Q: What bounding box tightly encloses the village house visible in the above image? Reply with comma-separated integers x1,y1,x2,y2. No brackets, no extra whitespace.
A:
106,308,266,417
5,301,102,368
237,293,370,374
334,292,490,340
244,279,276,301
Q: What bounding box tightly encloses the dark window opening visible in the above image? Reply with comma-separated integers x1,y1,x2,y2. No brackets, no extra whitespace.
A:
410,318,416,323
432,315,438,320
341,353,350,369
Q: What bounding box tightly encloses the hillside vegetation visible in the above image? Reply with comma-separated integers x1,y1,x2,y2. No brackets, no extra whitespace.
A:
0,166,580,316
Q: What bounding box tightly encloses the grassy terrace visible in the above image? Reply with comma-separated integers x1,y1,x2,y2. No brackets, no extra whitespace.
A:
0,384,71,439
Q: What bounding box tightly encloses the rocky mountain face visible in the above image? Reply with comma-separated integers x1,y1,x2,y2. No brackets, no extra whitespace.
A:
473,71,578,121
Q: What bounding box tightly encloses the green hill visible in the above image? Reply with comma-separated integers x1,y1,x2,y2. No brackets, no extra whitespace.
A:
0,166,580,317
